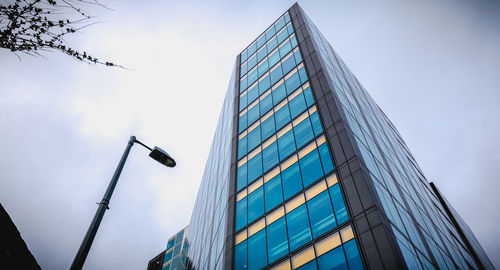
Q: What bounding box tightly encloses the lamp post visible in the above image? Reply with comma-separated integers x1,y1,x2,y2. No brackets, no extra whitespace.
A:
70,136,175,270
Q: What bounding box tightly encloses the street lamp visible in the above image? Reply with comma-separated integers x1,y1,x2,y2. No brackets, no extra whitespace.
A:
70,136,175,270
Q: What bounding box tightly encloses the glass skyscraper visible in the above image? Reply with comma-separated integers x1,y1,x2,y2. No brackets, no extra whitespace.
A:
170,3,493,270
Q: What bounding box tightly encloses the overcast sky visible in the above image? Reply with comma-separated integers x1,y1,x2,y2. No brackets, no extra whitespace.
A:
0,0,499,269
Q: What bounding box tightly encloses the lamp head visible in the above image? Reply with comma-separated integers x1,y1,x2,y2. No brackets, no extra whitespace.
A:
149,146,176,167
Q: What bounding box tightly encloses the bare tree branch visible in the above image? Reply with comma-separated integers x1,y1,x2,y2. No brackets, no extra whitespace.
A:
0,0,121,67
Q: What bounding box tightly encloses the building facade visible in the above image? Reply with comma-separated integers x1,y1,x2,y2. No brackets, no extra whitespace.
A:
180,3,493,270
161,227,189,270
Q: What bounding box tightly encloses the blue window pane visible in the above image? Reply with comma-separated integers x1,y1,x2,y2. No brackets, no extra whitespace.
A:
235,197,247,231
272,83,287,106
266,26,276,41
280,40,293,57
270,64,284,85
330,184,349,224
234,241,247,270
241,50,248,63
298,260,318,270
257,35,267,51
303,86,314,107
258,75,271,95
285,70,301,94
294,49,303,64
248,105,260,126
247,83,259,104
247,54,257,70
164,250,172,261
238,136,247,160
258,59,269,77
287,21,293,32
248,186,264,223
260,92,273,115
167,239,175,250
239,113,248,133
241,62,248,76
277,28,289,44
247,152,263,184
267,217,289,263
317,245,348,270
307,190,336,238
237,163,247,191
299,149,324,188
257,48,267,64
268,48,280,68
298,66,308,83
263,141,279,172
247,68,259,86
284,12,291,23
281,53,296,75
240,77,248,92
289,92,307,119
267,36,278,52
318,144,334,174
248,125,261,150
275,103,291,130
281,163,302,200
310,112,323,136
290,34,298,48
239,93,248,112
344,240,364,270
261,115,276,141
286,204,312,251
248,230,267,270
275,16,286,31
248,42,257,57
293,118,314,150
277,130,296,162
264,174,283,212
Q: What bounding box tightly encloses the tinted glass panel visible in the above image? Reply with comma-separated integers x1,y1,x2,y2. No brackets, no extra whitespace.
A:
236,198,247,231
281,163,302,200
330,184,349,224
263,141,279,172
344,239,364,270
248,230,267,270
307,190,336,238
299,149,323,188
264,174,283,212
234,241,247,270
237,163,247,191
267,217,289,263
261,115,276,141
316,245,348,270
248,186,264,223
289,92,307,119
275,104,291,130
286,204,312,251
247,152,263,184
278,130,296,161
294,118,314,150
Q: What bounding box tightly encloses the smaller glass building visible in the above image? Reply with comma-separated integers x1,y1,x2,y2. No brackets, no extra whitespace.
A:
162,227,189,270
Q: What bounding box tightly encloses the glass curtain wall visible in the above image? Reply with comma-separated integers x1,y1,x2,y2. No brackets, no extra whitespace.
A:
234,11,364,270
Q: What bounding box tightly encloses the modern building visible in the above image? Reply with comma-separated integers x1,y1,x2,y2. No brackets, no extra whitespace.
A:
161,226,189,270
148,250,166,270
177,3,493,270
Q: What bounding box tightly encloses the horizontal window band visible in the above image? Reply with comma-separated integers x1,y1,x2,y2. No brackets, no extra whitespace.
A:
238,80,312,137
240,39,300,95
267,225,356,270
236,171,340,230
240,19,292,68
238,133,329,193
